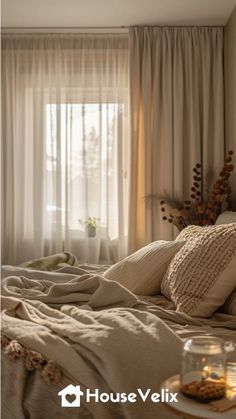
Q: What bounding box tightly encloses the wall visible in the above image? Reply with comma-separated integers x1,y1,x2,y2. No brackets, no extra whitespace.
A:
224,5,236,204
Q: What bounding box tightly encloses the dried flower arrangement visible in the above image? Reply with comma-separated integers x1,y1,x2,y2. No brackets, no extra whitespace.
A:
160,151,234,231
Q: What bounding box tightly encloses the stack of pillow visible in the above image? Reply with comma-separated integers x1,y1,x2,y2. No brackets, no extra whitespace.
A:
104,216,236,318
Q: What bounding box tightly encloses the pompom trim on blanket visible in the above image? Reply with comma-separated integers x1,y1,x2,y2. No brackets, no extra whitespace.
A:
1,335,62,384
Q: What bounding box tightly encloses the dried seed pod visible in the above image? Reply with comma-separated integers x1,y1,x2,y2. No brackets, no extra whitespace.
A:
160,150,233,231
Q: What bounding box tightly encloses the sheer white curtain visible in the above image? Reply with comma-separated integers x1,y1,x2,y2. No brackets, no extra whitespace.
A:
2,34,130,265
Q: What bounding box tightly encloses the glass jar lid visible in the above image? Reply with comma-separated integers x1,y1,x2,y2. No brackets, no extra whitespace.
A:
183,336,225,355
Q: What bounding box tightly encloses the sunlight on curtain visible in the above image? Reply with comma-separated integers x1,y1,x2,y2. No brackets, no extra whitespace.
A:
2,34,130,265
128,27,224,252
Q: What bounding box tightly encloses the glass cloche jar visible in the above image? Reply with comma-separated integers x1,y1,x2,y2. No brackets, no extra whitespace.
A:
181,336,235,403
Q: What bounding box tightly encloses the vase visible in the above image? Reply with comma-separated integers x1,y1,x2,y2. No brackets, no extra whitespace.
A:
87,225,96,238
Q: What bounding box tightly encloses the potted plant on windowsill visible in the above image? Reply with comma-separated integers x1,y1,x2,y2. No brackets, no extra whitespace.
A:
79,217,100,238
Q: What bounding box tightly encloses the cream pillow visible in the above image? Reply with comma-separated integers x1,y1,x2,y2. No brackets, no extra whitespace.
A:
161,223,236,317
221,288,236,316
104,240,185,295
215,211,236,225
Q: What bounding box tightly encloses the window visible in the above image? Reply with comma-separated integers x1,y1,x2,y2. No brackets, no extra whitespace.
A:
45,101,128,239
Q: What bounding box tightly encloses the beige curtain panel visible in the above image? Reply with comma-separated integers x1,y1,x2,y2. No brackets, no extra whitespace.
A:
128,27,224,253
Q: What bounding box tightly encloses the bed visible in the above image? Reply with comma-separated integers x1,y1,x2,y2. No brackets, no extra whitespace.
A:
1,223,236,419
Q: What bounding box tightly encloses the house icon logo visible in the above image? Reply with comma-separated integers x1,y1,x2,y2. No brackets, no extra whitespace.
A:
58,384,84,407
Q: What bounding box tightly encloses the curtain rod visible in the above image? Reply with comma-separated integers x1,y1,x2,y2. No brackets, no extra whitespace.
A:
2,24,224,30
2,26,128,29
1,27,129,34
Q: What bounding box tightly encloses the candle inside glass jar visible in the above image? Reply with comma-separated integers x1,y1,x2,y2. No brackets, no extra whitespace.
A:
181,337,228,402
203,365,211,378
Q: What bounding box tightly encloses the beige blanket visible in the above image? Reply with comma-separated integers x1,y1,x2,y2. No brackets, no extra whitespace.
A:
1,265,183,419
19,251,110,273
19,251,81,271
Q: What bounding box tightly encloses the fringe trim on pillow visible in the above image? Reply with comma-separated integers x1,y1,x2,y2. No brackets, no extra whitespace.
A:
1,335,62,384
